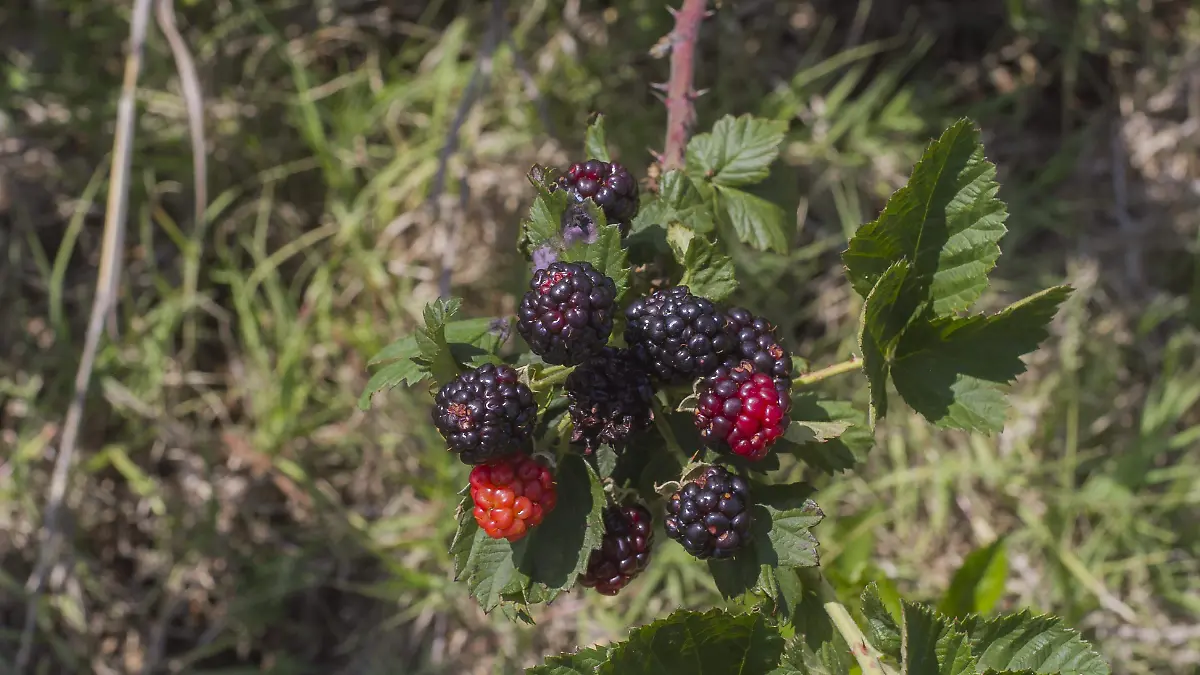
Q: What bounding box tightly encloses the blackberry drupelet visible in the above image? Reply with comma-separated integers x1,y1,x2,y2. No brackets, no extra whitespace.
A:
555,159,639,235
565,347,655,452
517,261,617,366
579,504,654,595
695,361,790,461
469,454,557,542
722,307,793,400
624,286,733,384
664,466,752,559
432,364,536,465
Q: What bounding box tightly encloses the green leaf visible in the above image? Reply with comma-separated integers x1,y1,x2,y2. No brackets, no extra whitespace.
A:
450,512,521,612
891,286,1072,432
686,114,788,187
843,118,1007,317
530,646,612,674
718,186,789,253
938,538,1009,619
561,222,631,300
767,634,854,675
367,317,505,366
779,395,874,474
900,601,975,675
963,612,1111,675
358,359,427,409
679,235,738,302
519,187,571,258
862,584,902,658
359,300,495,409
599,608,785,675
631,170,717,235
594,445,618,480
585,114,611,163
708,482,824,602
415,298,468,387
858,260,920,425
450,455,605,613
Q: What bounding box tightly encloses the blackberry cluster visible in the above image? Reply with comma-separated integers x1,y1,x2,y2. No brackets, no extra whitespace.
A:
469,454,557,542
555,159,639,234
695,362,790,461
624,286,733,383
517,261,617,366
665,466,753,559
565,347,655,452
723,307,793,400
579,504,654,595
432,364,536,464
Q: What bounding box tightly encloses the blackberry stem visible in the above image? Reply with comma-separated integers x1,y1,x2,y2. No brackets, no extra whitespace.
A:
792,357,861,388
531,364,574,390
659,0,707,171
817,573,898,675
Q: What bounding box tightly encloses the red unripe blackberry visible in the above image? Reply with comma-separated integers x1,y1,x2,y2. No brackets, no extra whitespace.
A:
624,286,733,384
579,503,653,595
433,364,537,465
556,159,638,235
695,362,790,461
565,347,655,453
517,261,617,366
469,454,557,542
664,465,752,559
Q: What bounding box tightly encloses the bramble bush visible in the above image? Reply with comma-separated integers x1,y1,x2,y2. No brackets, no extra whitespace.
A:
360,108,1108,674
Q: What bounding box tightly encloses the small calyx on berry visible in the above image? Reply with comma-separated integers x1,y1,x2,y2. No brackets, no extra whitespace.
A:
469,454,558,543
664,465,752,560
517,261,617,366
432,364,537,465
579,503,654,595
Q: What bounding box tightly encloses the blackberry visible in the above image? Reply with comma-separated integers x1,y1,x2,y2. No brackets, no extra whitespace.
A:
579,504,654,595
517,261,617,366
469,454,557,542
722,307,793,398
624,286,733,384
555,159,639,235
695,361,790,461
565,347,655,452
665,466,752,559
432,364,536,465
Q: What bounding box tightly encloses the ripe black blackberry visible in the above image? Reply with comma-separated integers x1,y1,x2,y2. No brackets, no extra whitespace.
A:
431,364,537,465
624,286,733,384
664,465,753,559
565,347,655,452
579,504,654,595
555,159,638,235
517,261,617,366
722,307,793,400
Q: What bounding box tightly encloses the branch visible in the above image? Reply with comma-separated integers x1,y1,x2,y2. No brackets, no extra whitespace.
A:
818,574,899,675
792,356,861,388
17,0,152,668
658,0,707,171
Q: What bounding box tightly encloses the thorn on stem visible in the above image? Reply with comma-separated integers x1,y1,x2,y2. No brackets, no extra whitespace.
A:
690,88,709,99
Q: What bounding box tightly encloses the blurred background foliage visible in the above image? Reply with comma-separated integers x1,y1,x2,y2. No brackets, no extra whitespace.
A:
0,0,1198,673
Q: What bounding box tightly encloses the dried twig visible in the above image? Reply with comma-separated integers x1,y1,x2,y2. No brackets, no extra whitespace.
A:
155,0,209,363
657,0,708,171
432,0,503,299
16,0,154,668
